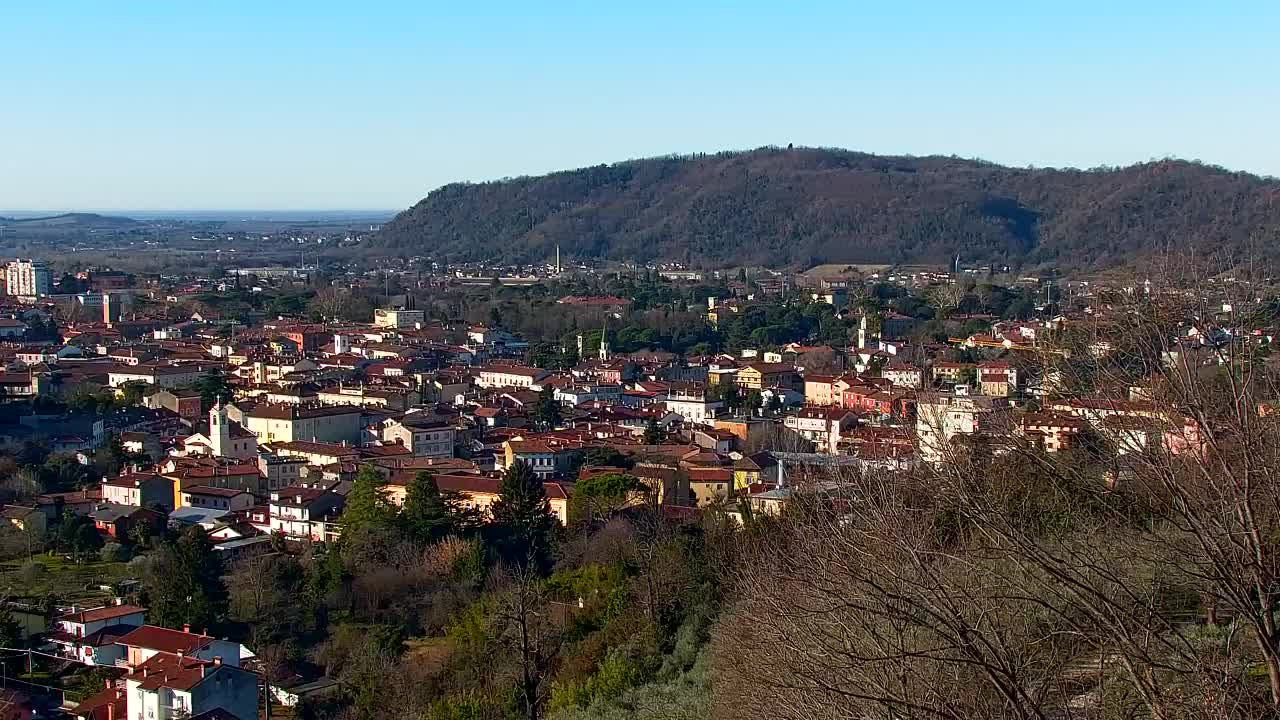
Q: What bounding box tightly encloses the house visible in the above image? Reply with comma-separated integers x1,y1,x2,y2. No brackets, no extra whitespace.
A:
880,363,924,390
107,363,209,389
382,417,456,458
119,431,163,460
915,391,1008,463
47,603,147,666
686,467,732,507
1017,413,1085,453
1,505,46,535
116,624,246,668
801,374,843,407
499,437,585,479
732,452,780,490
240,403,363,445
89,504,165,539
735,363,799,391
783,407,859,454
101,473,175,511
121,652,258,720
663,385,723,425
476,365,548,389
373,308,425,329
144,388,204,421
269,485,344,542
0,372,47,400
257,453,307,491
180,486,255,512
71,684,127,720
382,472,570,524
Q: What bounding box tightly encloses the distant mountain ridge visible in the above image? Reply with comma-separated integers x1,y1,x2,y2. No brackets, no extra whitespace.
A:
0,212,140,228
372,147,1280,270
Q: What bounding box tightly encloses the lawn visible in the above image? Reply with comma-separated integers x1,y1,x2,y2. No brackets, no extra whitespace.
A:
0,553,135,605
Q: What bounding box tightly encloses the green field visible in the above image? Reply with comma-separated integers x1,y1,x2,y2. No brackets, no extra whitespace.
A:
0,554,134,605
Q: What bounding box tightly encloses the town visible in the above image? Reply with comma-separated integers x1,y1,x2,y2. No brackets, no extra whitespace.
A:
0,252,1269,719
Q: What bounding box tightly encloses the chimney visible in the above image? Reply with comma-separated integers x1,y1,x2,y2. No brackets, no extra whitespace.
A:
142,668,148,678
107,701,116,720
213,656,222,667
183,623,191,634
105,679,113,689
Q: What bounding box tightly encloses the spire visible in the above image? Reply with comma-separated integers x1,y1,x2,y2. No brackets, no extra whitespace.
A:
599,317,609,362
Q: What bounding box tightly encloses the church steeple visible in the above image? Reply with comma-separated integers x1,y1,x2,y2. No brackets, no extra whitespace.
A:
599,317,610,362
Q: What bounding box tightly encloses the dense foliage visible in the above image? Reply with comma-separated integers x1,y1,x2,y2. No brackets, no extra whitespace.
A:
373,147,1280,269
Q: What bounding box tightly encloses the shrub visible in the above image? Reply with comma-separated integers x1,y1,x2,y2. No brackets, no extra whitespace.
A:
100,543,130,563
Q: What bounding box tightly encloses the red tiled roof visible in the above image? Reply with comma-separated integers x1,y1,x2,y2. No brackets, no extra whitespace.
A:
57,604,146,625
116,625,213,655
127,652,215,691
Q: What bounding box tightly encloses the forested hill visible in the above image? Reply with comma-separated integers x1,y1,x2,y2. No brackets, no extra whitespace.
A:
372,148,1280,270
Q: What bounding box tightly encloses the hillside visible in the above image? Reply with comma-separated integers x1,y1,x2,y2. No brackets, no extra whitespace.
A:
373,148,1280,270
0,212,140,228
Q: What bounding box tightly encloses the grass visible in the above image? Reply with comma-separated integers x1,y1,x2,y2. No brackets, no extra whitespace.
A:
0,553,134,605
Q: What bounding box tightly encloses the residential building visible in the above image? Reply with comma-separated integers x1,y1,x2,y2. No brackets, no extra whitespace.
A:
143,388,204,421
257,453,307,491
121,652,258,720
880,363,924,389
686,467,732,506
664,385,723,426
5,259,51,296
735,362,799,391
101,473,174,511
1017,413,1085,452
476,365,548,389
916,391,1007,463
108,363,209,389
241,403,363,444
382,472,570,524
269,485,344,541
47,604,147,666
382,417,456,458
373,308,425,329
180,486,255,512
783,407,859,454
116,624,245,668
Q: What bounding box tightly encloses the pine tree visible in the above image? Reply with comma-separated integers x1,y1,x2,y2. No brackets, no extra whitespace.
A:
642,419,666,445
490,461,557,573
533,386,562,431
143,525,228,631
0,601,24,649
401,471,454,543
341,465,396,535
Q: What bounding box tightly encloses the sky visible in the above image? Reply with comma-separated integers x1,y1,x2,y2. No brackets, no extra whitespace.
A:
3,1,1277,211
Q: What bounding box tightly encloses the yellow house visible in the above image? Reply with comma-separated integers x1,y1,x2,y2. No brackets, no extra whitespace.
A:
381,472,570,524
735,363,798,390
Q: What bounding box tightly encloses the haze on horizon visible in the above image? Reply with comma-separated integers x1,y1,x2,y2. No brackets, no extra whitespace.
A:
4,1,1277,212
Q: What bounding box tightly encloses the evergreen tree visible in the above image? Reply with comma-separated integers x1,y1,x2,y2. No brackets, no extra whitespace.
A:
490,461,557,573
642,419,666,445
341,465,397,536
142,525,228,631
533,386,562,431
0,601,24,649
401,471,463,543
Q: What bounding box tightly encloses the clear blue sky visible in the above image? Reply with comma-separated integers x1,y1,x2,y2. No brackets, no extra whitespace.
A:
3,1,1277,211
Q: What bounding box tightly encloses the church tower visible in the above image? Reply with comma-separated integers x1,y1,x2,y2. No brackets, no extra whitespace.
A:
210,400,230,458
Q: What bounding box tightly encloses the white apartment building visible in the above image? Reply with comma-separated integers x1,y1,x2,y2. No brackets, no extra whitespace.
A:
664,387,724,426
373,308,425,329
5,259,51,296
916,391,1007,463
